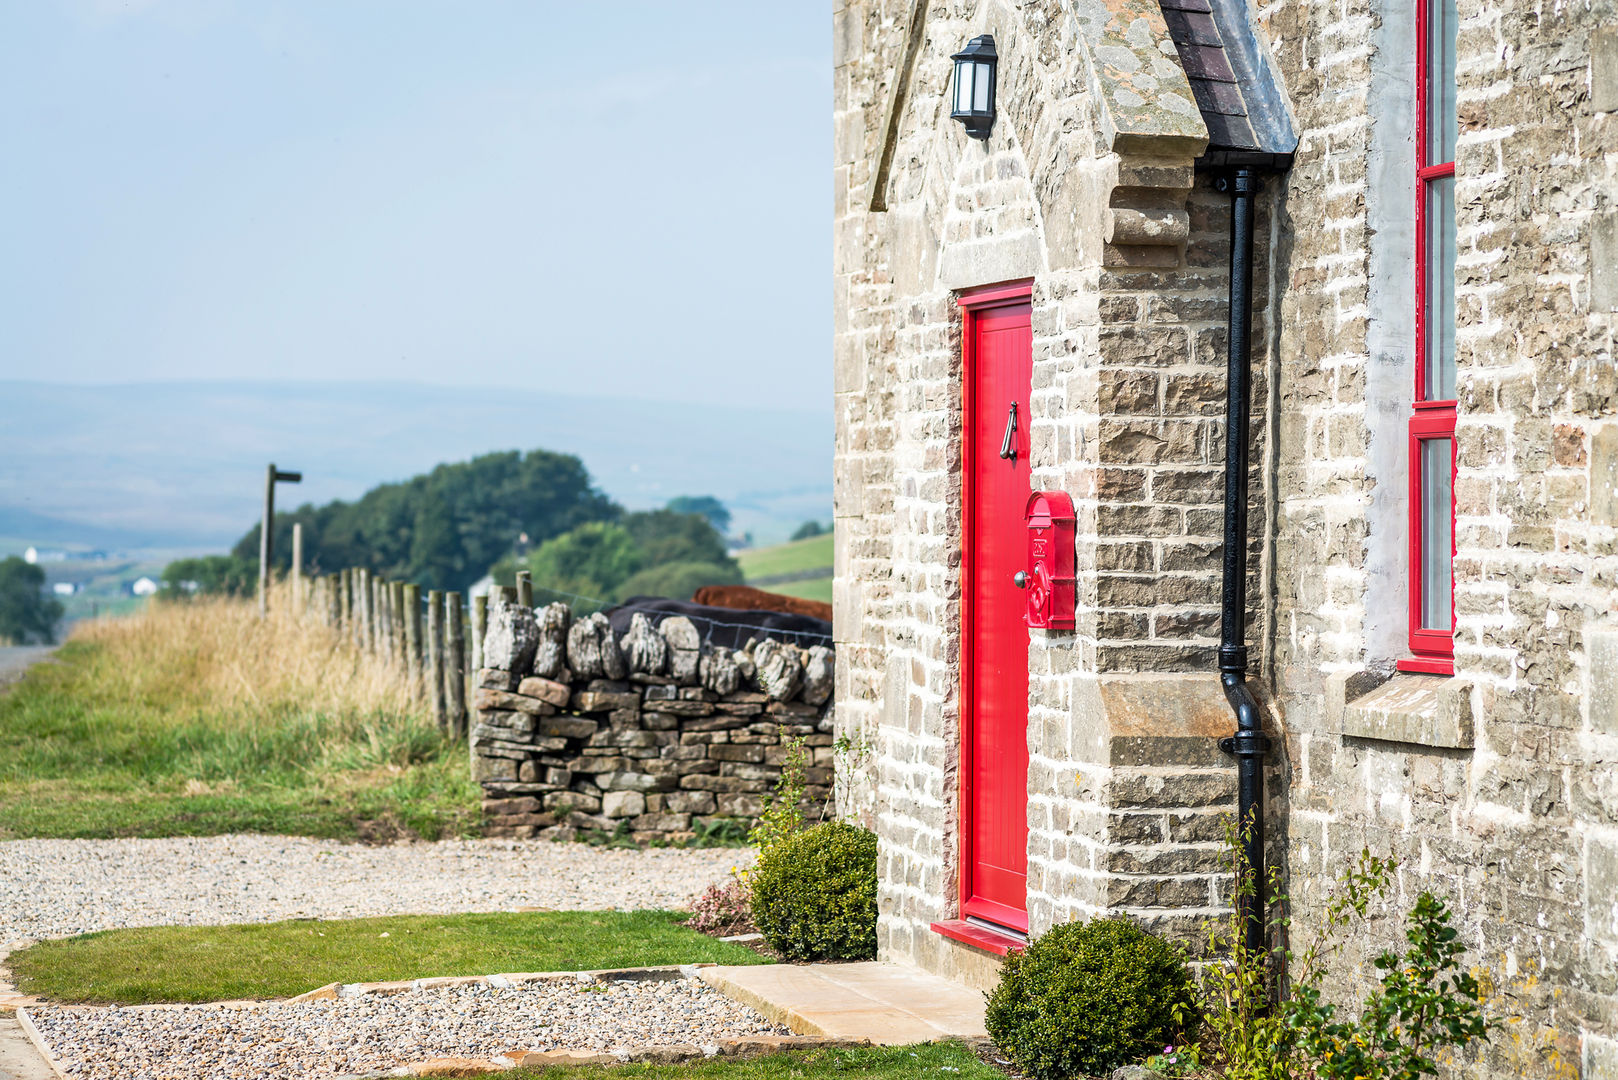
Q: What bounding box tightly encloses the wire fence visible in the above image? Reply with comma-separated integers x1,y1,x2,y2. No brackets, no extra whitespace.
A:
292,566,835,740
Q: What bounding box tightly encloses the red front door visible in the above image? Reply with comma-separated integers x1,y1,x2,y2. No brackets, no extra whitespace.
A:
961,285,1032,934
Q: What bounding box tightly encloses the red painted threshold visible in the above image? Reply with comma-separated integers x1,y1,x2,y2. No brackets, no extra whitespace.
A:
931,919,1024,956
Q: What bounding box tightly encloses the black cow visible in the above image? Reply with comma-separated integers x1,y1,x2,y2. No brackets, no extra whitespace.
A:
605,596,832,652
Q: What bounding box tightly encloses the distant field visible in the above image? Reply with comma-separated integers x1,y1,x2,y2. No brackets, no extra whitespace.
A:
737,533,833,581
761,577,833,604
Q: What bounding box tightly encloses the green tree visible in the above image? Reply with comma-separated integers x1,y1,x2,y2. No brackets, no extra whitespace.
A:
664,495,730,535
509,522,645,601
0,557,64,644
489,510,742,604
160,555,257,598
233,449,616,593
791,520,826,541
624,509,735,569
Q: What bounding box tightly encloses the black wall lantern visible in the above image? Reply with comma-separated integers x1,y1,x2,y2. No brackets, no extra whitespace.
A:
950,34,998,140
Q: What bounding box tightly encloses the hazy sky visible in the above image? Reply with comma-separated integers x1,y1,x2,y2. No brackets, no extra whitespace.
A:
0,1,828,409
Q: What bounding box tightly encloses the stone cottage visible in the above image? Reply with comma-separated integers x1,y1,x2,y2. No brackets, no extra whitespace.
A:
831,0,1618,1075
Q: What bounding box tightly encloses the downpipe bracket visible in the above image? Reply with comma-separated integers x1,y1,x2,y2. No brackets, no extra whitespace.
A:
1218,729,1272,758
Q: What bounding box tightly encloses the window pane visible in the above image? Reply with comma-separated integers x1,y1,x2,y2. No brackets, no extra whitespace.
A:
972,61,991,112
954,61,972,114
1421,438,1454,631
1424,174,1456,400
1426,0,1458,164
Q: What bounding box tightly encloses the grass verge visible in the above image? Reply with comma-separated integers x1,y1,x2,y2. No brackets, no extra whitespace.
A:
0,593,479,841
756,577,833,604
736,535,834,582
9,910,770,1004
500,1042,1004,1079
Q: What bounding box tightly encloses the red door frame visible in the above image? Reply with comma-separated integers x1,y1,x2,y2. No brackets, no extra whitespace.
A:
957,280,1033,934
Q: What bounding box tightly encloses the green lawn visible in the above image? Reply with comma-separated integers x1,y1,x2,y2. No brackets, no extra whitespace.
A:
502,1043,1001,1079
0,635,479,842
9,910,770,1005
737,534,834,583
758,577,833,604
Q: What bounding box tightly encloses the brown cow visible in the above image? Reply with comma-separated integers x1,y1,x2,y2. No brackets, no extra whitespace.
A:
692,584,833,624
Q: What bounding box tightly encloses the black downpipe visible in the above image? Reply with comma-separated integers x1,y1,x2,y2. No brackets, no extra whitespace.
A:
1215,165,1273,960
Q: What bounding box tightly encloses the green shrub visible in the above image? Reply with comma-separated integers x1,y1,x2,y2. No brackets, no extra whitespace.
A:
749,821,877,961
985,918,1197,1080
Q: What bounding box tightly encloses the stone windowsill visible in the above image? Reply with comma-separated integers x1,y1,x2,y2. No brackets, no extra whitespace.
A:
1327,671,1474,749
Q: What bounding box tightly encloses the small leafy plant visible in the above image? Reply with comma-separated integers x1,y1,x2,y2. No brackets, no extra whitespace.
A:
985,918,1198,1079
748,732,808,853
687,873,755,935
1145,1043,1203,1078
1198,817,1493,1080
748,820,877,960
1289,890,1491,1080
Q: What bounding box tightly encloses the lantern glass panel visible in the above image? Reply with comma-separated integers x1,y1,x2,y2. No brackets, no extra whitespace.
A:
973,62,991,111
954,61,972,114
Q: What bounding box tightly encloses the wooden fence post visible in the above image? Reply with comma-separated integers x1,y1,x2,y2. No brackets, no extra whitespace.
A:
392,582,408,673
380,578,392,660
370,569,383,654
446,590,467,739
403,583,422,690
516,570,533,608
258,464,275,618
337,569,349,632
363,570,375,652
378,579,391,661
427,590,447,728
291,523,303,617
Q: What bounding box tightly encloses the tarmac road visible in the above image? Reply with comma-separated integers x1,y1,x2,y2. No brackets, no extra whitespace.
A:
0,647,52,689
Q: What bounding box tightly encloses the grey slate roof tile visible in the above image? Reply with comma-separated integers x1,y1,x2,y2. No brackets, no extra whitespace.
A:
1156,0,1299,157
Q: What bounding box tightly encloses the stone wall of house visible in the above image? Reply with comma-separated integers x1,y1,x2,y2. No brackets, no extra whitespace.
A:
833,0,1274,989
1258,0,1618,1073
473,598,835,843
835,0,1618,1070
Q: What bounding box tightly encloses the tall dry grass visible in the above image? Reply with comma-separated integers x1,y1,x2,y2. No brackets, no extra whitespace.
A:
0,583,477,840
69,583,422,726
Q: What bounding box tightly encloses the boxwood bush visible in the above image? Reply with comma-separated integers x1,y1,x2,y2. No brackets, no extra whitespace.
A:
749,821,877,961
985,917,1197,1079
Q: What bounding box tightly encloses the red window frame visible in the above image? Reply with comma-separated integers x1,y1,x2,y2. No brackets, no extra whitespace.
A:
1400,0,1457,675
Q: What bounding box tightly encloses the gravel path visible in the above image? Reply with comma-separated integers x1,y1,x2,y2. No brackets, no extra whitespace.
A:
28,976,790,1080
0,835,747,948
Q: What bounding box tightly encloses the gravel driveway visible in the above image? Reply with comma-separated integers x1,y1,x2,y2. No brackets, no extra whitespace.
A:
28,976,789,1080
0,834,747,948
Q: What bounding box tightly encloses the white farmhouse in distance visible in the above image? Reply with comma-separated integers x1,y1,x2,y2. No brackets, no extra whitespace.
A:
130,577,158,597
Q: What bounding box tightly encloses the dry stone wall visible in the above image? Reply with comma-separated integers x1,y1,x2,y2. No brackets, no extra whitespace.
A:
473,598,835,843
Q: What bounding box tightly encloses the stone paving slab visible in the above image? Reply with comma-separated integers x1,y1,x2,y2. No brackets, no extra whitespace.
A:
697,962,988,1046
0,1014,58,1080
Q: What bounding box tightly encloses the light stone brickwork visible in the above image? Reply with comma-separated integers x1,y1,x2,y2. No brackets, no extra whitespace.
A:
835,0,1618,1069
834,0,1263,988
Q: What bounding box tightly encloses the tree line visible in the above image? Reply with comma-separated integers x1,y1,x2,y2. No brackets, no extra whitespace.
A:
162,448,742,604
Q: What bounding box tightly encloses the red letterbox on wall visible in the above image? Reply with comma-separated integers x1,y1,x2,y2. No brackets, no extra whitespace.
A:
1020,491,1076,630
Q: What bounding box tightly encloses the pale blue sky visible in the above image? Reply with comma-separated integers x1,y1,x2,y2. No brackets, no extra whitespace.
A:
0,1,828,409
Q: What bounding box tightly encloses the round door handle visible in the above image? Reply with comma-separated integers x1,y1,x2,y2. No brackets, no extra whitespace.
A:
1013,571,1028,589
